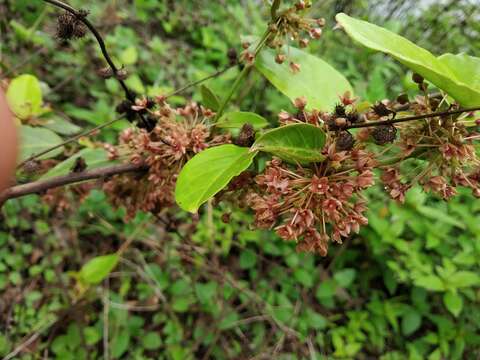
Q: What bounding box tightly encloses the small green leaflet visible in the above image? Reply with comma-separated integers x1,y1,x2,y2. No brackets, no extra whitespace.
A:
79,254,119,285
200,85,221,111
216,111,269,129
252,123,326,164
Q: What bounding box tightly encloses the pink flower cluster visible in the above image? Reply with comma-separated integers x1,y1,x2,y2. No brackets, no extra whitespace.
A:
104,102,229,219
247,143,376,255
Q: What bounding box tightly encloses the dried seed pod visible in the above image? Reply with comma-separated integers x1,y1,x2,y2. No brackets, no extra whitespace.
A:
97,66,113,79
336,131,355,151
371,125,397,145
115,67,129,80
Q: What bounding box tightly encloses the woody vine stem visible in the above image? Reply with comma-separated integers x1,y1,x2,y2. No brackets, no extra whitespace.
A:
1,0,479,210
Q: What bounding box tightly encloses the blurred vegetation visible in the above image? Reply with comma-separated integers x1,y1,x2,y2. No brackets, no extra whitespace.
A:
1,0,480,359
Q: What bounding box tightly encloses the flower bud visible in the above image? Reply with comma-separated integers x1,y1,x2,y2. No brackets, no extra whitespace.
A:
275,53,286,64
294,97,307,110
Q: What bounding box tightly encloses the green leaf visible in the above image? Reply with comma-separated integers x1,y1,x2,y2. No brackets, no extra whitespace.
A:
120,46,138,65
239,250,257,269
416,205,465,229
438,53,480,99
449,271,480,288
6,74,44,119
252,123,326,164
79,254,119,285
42,116,82,135
255,46,353,111
19,125,64,161
334,268,356,288
335,13,480,107
195,282,217,304
142,332,162,350
200,85,220,111
41,148,115,179
111,329,130,358
414,275,445,291
294,268,314,288
401,311,422,336
216,111,268,130
125,74,145,94
444,291,463,317
175,144,257,213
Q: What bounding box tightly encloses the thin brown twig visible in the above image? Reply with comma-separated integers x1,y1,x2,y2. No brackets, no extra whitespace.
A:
165,65,234,98
42,0,150,128
0,163,147,206
346,105,480,129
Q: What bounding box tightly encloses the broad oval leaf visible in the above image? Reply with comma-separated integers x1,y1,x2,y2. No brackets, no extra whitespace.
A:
336,13,480,107
200,85,220,111
216,111,269,129
252,123,326,164
41,148,115,179
6,74,44,119
255,46,353,111
175,144,257,213
79,254,119,285
19,125,63,162
438,53,480,98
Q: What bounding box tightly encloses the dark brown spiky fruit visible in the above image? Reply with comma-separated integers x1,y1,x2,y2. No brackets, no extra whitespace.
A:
116,100,136,121
372,125,397,145
227,48,238,65
372,102,395,117
346,110,360,124
71,157,87,173
56,12,87,41
412,73,424,84
336,131,355,151
234,123,255,147
396,93,409,105
334,103,346,117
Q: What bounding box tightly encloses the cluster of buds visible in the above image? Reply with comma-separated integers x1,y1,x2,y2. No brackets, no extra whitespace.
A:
247,138,376,255
240,1,325,69
379,104,480,202
269,1,325,57
104,100,230,219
